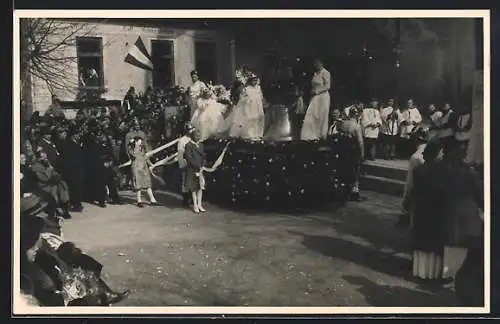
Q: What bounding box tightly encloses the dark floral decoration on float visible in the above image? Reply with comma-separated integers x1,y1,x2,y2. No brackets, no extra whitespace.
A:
201,134,359,209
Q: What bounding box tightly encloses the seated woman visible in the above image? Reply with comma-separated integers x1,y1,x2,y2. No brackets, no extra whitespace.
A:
20,195,129,306
30,148,72,220
21,153,38,197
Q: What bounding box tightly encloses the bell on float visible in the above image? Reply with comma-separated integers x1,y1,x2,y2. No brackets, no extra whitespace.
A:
263,104,295,141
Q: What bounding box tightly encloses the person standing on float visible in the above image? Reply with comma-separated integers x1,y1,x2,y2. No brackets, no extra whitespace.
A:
243,74,266,138
228,74,266,139
300,58,331,140
187,70,207,119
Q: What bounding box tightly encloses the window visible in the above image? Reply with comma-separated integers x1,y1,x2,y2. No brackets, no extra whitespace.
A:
195,41,217,84
151,40,175,89
76,37,104,89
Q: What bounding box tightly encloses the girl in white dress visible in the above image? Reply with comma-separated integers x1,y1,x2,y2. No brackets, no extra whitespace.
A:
228,74,266,139
190,86,227,142
300,59,331,140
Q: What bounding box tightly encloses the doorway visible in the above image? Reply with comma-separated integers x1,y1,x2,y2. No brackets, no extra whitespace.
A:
151,40,175,89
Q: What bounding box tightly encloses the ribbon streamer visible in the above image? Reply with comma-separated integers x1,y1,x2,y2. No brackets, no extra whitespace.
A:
118,137,180,168
201,142,231,173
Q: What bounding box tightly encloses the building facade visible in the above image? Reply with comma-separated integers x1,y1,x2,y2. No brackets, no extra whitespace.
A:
29,19,235,114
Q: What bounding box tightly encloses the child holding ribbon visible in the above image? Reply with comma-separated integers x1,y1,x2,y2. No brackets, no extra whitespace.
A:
183,129,206,213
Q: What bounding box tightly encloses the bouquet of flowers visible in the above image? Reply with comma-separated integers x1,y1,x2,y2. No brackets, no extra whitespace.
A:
213,85,231,105
55,265,103,306
235,66,255,85
200,84,216,100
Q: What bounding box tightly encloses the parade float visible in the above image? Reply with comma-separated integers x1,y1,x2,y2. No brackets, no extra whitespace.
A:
145,65,359,210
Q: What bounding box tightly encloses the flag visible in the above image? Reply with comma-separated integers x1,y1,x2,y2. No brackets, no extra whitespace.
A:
124,36,154,71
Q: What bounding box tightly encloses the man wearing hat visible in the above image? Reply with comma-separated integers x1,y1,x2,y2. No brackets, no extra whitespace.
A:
20,194,65,306
20,195,130,306
57,124,85,212
31,149,72,219
178,123,195,207
45,95,65,120
36,123,60,169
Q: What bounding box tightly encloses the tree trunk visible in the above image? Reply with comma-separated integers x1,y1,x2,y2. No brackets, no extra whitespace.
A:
19,18,33,121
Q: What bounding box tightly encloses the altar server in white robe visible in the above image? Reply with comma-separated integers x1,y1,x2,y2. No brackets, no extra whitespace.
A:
300,59,331,140
360,99,382,160
379,99,399,159
399,99,422,158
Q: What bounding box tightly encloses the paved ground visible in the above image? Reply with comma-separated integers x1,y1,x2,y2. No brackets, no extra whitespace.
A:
62,189,458,307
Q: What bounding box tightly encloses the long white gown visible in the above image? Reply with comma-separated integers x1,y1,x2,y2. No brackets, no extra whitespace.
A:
300,68,331,140
190,97,227,142
228,85,265,139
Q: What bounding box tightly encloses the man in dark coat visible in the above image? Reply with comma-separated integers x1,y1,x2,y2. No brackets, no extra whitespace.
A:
57,125,86,212
36,124,60,170
82,128,108,208
97,132,122,205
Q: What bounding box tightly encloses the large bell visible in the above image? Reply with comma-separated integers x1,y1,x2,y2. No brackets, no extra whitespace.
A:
263,104,297,141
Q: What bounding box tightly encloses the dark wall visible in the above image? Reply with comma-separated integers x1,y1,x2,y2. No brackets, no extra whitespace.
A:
234,18,478,108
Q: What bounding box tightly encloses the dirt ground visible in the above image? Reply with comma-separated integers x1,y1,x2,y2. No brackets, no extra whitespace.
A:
62,189,458,307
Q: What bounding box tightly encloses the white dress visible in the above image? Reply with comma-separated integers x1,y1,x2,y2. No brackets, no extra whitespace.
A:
190,97,227,142
228,85,265,139
300,68,331,140
188,80,207,117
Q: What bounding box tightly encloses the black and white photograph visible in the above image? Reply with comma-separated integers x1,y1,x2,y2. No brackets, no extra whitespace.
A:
13,10,489,314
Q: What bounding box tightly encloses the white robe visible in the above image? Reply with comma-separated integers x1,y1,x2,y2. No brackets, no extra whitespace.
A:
380,106,398,136
361,108,382,139
399,108,422,139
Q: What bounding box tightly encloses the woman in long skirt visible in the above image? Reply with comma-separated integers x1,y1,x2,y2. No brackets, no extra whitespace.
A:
128,137,158,208
300,59,331,140
407,140,446,280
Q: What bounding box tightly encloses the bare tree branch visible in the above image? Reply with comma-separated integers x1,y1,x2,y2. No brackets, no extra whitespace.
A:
20,17,106,101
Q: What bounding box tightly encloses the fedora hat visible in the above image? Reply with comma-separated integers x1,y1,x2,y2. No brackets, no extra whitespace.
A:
20,194,48,217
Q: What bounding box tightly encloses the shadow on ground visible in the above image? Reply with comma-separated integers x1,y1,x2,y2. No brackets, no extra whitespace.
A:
342,275,457,307
289,230,413,281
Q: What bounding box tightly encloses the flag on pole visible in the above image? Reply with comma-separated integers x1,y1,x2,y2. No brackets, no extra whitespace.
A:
124,36,154,71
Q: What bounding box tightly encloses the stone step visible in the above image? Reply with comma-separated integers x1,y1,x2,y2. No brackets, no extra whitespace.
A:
362,161,408,182
360,174,406,197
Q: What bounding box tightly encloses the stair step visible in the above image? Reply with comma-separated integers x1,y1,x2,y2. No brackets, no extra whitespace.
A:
360,174,406,197
362,162,408,182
